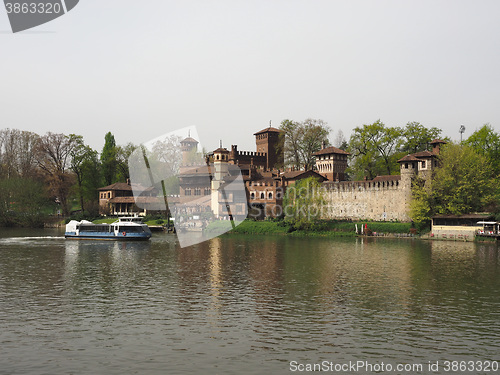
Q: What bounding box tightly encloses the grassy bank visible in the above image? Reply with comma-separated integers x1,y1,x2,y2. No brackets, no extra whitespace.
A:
205,219,413,237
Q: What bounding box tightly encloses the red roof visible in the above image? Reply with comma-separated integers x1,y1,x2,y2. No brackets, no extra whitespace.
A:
397,154,420,162
213,147,229,153
430,139,447,145
313,146,350,156
253,127,282,135
98,182,132,191
181,137,199,144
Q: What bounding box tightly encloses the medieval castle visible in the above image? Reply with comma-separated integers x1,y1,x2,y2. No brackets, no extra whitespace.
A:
98,125,445,222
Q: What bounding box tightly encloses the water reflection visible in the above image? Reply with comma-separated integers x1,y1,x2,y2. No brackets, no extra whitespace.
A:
1,232,499,374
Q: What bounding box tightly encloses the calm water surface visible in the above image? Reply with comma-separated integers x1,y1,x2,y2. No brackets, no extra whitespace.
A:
0,229,499,374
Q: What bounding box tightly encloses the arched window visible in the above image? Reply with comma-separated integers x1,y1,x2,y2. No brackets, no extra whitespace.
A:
250,192,255,200
194,188,201,196
260,192,265,199
204,187,210,195
185,188,191,196
268,192,273,200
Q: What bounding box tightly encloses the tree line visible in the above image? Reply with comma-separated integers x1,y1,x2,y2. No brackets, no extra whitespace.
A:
0,129,135,226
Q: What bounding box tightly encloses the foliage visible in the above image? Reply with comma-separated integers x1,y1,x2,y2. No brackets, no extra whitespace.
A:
0,129,39,179
279,118,330,170
101,132,117,185
70,135,102,214
283,176,327,230
402,122,442,154
409,143,495,222
34,132,79,216
116,142,137,182
409,177,431,226
0,177,51,227
348,120,404,180
464,124,500,175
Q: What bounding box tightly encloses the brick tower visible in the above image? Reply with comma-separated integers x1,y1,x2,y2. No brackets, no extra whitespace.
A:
254,126,283,170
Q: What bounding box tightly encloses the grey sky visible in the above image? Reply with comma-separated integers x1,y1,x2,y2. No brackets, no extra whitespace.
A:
1,0,499,153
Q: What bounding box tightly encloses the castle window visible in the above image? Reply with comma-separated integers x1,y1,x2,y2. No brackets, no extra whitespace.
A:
268,192,273,200
204,188,210,195
185,188,191,196
250,192,255,200
260,192,265,199
194,188,201,196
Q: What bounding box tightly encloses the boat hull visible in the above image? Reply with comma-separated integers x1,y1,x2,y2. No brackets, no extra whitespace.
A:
64,232,151,241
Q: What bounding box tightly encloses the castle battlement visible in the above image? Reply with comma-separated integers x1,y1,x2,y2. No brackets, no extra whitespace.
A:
324,178,402,193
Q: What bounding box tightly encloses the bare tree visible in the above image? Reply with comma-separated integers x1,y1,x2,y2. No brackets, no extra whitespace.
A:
35,132,78,216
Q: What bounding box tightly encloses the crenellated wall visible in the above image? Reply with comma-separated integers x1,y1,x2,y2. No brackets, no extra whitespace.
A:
321,177,412,221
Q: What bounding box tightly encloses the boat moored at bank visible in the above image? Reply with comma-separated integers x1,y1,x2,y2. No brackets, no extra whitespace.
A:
65,217,152,241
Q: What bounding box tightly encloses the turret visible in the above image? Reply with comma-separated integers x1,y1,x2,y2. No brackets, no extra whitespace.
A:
180,136,199,165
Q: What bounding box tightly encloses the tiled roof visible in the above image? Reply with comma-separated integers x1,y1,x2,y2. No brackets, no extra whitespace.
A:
430,139,447,144
282,170,325,180
98,182,132,191
253,127,282,135
313,146,350,156
397,154,420,162
181,137,199,144
412,150,435,158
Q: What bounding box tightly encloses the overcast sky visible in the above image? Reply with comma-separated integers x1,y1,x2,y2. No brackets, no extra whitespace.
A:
1,0,499,153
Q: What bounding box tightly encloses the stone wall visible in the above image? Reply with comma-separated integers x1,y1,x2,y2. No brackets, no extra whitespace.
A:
321,178,412,222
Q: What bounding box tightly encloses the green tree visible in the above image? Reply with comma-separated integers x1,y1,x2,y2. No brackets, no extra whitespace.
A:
71,136,102,214
402,122,442,154
464,124,500,174
283,176,326,230
101,132,117,185
410,143,495,222
348,120,403,180
116,142,137,182
279,118,330,170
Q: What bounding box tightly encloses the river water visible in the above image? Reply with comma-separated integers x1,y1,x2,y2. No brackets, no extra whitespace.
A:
0,229,499,375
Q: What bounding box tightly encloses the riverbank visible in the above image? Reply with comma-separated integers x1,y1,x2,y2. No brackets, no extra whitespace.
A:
205,219,414,238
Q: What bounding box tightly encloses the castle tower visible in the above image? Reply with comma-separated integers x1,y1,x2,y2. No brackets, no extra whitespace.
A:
430,139,446,155
254,126,283,170
397,155,419,216
211,146,230,216
180,136,199,165
313,146,350,181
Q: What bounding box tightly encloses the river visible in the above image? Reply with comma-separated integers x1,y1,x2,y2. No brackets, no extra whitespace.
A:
0,229,499,374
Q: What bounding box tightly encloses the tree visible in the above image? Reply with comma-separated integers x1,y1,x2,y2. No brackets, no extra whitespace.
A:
0,129,40,179
333,130,348,150
279,118,330,170
34,132,78,216
70,136,102,214
116,142,137,182
464,124,500,175
101,132,117,185
348,120,403,180
283,176,326,230
410,143,495,222
402,122,442,154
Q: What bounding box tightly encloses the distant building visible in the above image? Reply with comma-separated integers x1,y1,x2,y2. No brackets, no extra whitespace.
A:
98,180,159,216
